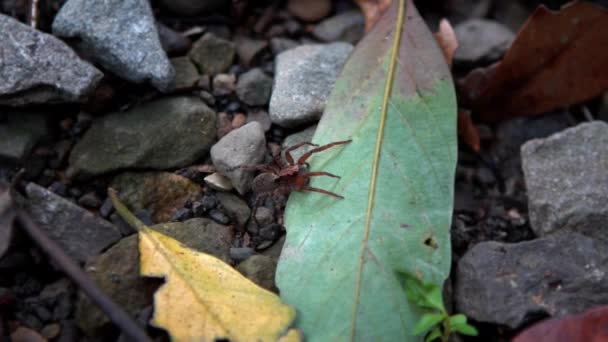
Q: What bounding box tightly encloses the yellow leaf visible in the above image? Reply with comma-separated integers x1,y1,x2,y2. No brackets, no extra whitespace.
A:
108,189,299,342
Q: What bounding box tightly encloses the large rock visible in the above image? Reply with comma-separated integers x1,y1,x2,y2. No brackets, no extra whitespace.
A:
25,183,121,263
69,96,216,179
269,43,352,128
52,0,174,91
210,122,266,194
111,172,203,223
456,232,608,329
454,19,514,64
0,113,49,163
521,121,608,242
0,14,102,106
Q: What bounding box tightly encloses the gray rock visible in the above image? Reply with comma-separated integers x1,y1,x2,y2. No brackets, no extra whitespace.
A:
282,125,317,163
216,192,251,228
236,68,273,106
189,33,235,75
454,19,514,64
52,0,174,91
236,255,278,292
204,172,234,191
246,110,272,132
269,43,353,128
75,235,157,336
151,218,233,263
212,73,236,96
456,232,608,329
210,122,266,194
270,38,298,55
230,247,254,262
156,22,190,55
209,209,230,225
170,56,199,89
69,96,216,179
521,121,608,242
25,183,121,263
254,206,274,226
0,14,102,106
313,10,365,43
234,36,268,66
0,113,49,163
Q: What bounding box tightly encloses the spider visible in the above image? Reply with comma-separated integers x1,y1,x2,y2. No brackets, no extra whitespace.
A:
236,139,351,223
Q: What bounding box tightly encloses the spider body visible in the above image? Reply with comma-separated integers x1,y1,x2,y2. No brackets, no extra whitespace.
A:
238,139,351,221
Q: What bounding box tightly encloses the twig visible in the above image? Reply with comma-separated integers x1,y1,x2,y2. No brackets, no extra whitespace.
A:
15,211,151,342
28,0,39,29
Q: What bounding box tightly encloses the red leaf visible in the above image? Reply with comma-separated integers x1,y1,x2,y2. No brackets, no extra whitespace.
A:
460,2,608,122
513,304,608,342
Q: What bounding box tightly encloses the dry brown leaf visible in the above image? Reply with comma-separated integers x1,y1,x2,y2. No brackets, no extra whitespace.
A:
459,1,608,121
354,0,392,32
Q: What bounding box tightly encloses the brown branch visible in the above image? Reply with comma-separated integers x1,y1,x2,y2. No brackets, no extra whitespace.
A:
15,211,151,342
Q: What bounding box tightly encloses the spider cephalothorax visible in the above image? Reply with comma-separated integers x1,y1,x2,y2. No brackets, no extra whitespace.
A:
238,139,351,220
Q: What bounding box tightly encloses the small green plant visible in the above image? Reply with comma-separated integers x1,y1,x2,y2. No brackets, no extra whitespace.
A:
399,272,478,342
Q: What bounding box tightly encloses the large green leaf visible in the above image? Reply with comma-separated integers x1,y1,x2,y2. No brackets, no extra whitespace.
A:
275,0,457,340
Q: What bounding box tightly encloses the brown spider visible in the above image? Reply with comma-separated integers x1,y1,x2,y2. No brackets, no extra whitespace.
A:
237,139,351,221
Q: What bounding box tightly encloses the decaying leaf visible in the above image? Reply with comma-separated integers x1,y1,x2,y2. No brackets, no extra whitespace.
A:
277,0,457,340
354,0,392,32
109,190,298,342
460,1,608,121
513,304,608,342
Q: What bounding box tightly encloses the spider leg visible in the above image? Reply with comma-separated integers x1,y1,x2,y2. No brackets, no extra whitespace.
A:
301,186,344,199
285,142,319,165
302,171,340,178
296,140,352,165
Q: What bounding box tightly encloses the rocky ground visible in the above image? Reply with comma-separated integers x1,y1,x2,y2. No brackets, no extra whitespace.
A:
1,0,607,341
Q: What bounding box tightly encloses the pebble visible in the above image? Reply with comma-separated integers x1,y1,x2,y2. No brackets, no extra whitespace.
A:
287,0,331,21
189,33,236,75
210,122,267,194
41,323,61,339
170,56,199,89
236,68,273,106
77,192,101,209
25,183,121,263
230,247,255,262
456,231,608,329
156,22,190,55
212,73,236,96
259,224,281,241
313,10,365,43
204,172,234,191
99,198,114,218
521,121,608,242
52,0,174,91
0,112,49,163
236,255,278,291
231,113,247,129
454,19,514,64
234,36,268,66
269,38,299,55
209,209,230,225
216,192,251,228
254,207,274,226
160,0,224,16
0,14,101,105
246,110,272,132
69,97,216,179
269,43,353,128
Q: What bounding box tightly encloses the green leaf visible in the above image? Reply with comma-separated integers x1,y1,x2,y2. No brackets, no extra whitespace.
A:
452,323,478,336
425,328,443,342
275,0,457,340
413,313,445,335
399,272,445,312
447,314,467,327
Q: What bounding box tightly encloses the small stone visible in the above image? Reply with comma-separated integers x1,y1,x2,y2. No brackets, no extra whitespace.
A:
216,192,251,228
236,68,273,106
170,56,199,89
99,198,114,218
156,22,190,55
236,255,278,291
456,232,608,329
270,38,298,55
209,209,230,225
521,121,608,242
111,171,203,223
246,110,272,132
0,14,102,106
191,201,205,217
52,0,174,91
10,327,45,341
254,207,274,226
171,207,193,221
287,0,331,21
189,33,236,75
25,183,121,262
216,112,233,138
230,247,254,262
210,122,267,194
160,0,224,16
212,73,236,96
313,10,365,44
69,97,216,179
41,323,61,339
234,36,268,66
282,125,317,162
200,195,218,211
269,43,353,128
77,192,101,208
231,113,247,129
199,90,215,106
259,224,281,241
0,112,49,163
454,19,514,64
204,172,234,191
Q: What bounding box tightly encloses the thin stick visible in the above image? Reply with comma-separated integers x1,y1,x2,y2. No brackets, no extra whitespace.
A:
28,0,39,29
15,211,151,342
